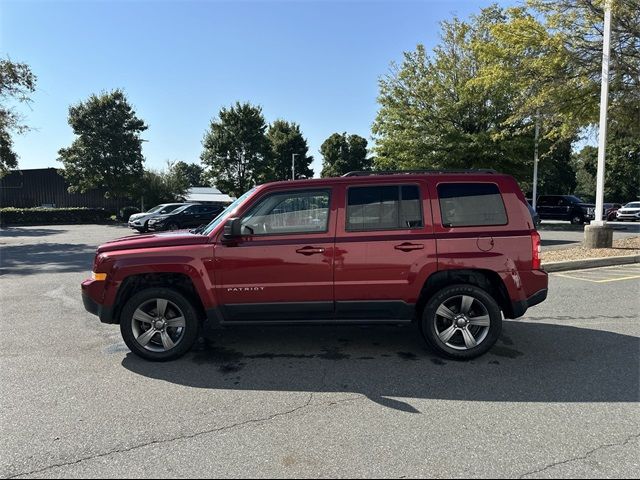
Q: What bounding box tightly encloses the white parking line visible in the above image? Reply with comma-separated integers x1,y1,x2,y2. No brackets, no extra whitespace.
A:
552,264,640,283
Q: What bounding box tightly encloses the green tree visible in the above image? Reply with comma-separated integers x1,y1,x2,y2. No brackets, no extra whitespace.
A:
573,140,640,203
0,58,37,175
171,161,205,189
201,102,270,197
57,89,147,198
320,132,371,177
264,120,314,181
139,165,187,209
534,140,577,196
373,8,535,181
573,146,598,201
474,0,640,146
527,0,640,139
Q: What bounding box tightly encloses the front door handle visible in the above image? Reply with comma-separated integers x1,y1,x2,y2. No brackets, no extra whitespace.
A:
296,246,325,255
394,243,424,252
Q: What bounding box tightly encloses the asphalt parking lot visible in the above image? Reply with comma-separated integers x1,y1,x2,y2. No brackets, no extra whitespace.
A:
1,225,639,479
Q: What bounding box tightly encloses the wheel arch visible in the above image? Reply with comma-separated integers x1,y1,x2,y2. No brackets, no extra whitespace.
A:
416,269,512,319
113,272,206,324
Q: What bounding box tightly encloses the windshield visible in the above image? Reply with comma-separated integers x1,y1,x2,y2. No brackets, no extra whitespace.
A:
566,195,585,204
201,188,256,235
168,204,193,215
158,204,183,214
625,202,640,208
146,204,166,214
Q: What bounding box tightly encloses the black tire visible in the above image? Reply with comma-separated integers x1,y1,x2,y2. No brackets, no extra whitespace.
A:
166,222,180,231
120,287,200,361
570,213,584,225
420,284,502,360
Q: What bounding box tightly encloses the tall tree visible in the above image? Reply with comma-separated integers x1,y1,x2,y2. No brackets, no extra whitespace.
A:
139,166,187,209
264,120,314,181
320,132,371,177
0,58,37,175
171,161,205,189
372,8,535,181
573,139,640,203
474,0,640,145
527,0,640,139
57,89,147,198
201,102,270,197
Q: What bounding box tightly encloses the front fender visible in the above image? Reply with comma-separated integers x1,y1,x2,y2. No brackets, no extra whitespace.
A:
102,245,217,310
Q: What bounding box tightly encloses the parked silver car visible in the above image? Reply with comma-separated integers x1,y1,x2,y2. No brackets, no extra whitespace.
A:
128,203,187,232
616,202,640,222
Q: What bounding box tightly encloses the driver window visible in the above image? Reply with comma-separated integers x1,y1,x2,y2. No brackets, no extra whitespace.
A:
241,190,330,235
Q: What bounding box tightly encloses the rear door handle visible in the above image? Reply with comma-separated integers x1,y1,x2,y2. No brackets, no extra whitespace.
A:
394,243,424,252
296,246,325,255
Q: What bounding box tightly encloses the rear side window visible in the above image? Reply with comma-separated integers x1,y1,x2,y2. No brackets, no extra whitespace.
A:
347,185,423,231
438,183,507,227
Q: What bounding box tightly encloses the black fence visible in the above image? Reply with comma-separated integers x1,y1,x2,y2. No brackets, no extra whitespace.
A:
0,168,133,212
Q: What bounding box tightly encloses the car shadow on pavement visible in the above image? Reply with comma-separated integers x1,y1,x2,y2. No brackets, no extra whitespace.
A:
0,242,95,275
121,320,639,411
0,227,67,238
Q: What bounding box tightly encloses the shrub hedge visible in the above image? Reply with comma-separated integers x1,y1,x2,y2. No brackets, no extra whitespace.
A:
119,206,141,221
0,207,111,226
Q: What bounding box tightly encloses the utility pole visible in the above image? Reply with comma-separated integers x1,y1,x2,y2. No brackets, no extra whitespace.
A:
532,110,540,211
585,1,613,248
292,153,299,180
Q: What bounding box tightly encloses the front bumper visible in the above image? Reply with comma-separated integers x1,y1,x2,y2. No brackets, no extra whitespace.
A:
81,281,116,324
617,213,640,220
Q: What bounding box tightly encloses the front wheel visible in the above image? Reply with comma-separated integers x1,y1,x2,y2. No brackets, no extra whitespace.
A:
120,288,200,361
420,284,502,360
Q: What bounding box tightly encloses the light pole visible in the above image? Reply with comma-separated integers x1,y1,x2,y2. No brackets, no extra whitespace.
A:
585,1,613,248
532,110,540,211
292,153,299,180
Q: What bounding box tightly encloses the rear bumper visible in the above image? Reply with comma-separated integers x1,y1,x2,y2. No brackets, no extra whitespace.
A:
510,288,548,319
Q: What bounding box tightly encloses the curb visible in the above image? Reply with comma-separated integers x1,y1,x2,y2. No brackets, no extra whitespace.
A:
543,254,640,273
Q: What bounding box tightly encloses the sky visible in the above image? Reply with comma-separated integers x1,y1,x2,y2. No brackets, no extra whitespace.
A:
2,0,512,177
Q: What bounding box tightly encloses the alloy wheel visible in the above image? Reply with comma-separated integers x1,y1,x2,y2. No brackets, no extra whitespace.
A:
131,298,186,352
433,295,491,350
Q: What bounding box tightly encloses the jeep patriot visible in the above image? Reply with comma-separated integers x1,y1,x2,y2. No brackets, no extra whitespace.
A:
82,170,548,361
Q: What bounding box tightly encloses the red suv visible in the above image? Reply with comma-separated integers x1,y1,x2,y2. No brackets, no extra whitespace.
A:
82,171,548,361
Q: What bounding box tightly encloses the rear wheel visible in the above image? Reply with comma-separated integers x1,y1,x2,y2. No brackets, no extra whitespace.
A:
570,213,584,225
120,287,200,361
420,284,502,360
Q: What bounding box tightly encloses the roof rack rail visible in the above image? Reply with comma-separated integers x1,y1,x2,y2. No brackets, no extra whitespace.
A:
341,169,497,177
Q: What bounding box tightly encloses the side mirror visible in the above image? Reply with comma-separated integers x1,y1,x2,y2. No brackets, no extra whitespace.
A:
223,217,242,239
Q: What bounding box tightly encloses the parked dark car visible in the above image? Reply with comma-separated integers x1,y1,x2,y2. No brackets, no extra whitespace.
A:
536,195,595,225
147,203,224,231
128,203,188,233
82,170,548,362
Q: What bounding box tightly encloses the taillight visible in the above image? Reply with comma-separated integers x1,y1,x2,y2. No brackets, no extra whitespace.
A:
531,230,542,270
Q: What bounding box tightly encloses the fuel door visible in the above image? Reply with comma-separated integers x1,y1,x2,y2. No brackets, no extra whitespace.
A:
476,236,495,252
